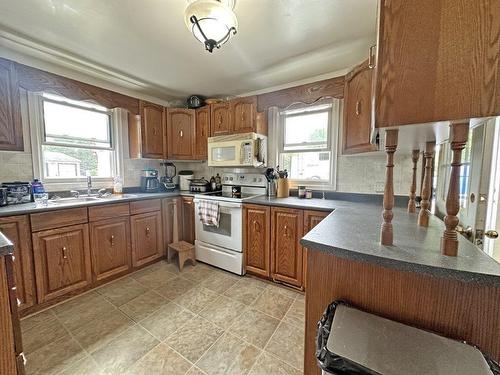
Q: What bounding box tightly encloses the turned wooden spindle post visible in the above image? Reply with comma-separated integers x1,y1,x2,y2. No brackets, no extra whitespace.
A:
441,122,469,256
407,150,420,213
380,129,399,246
418,142,435,226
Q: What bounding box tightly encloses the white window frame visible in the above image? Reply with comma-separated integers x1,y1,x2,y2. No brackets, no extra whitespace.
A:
275,99,339,189
27,92,125,191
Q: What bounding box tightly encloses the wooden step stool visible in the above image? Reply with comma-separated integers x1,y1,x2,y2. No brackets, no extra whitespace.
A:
167,241,196,271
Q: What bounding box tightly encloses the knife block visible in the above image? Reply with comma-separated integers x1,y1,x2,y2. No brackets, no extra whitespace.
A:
276,178,289,198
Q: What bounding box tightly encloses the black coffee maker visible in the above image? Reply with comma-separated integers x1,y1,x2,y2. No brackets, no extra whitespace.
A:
140,169,160,193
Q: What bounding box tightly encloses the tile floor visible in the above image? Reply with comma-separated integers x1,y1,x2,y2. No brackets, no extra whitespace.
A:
21,261,305,375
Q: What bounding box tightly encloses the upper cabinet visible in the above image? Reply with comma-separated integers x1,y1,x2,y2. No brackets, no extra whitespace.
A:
232,96,257,134
0,59,23,151
210,101,232,136
374,0,500,127
195,106,210,159
167,108,196,159
140,101,166,158
129,100,166,159
210,96,267,137
342,59,377,154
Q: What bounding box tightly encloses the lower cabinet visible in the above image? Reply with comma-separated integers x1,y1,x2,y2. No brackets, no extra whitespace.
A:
271,207,304,288
181,197,195,244
32,224,92,304
90,217,131,283
243,204,271,278
244,204,330,290
130,211,163,267
0,216,36,311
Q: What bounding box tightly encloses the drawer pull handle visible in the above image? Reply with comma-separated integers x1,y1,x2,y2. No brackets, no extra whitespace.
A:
368,44,376,69
179,130,184,138
284,225,288,237
356,101,361,116
146,227,151,236
62,246,68,259
110,235,115,246
253,220,259,232
17,298,21,307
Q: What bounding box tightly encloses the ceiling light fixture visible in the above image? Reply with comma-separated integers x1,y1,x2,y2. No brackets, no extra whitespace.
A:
184,0,238,53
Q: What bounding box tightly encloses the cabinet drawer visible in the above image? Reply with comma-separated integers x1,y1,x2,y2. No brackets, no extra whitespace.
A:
89,203,130,222
30,208,88,232
130,199,161,215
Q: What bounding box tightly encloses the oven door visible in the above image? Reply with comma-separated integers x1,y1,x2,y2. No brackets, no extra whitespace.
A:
193,199,243,252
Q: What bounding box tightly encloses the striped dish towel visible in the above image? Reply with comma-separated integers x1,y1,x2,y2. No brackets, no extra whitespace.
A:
197,199,220,227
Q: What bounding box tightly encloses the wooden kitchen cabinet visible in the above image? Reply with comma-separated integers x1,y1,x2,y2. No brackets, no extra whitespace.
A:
90,217,131,282
138,100,166,158
180,197,195,244
0,216,35,311
167,108,196,159
194,106,210,159
130,211,163,267
342,60,377,154
231,96,257,134
243,204,271,278
210,101,232,136
32,224,92,303
374,0,500,127
0,58,23,151
0,253,24,375
271,207,304,288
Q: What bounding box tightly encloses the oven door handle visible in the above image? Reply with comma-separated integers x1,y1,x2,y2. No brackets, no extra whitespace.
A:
193,199,242,209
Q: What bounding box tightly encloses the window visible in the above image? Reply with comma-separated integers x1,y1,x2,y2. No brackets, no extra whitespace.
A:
29,93,123,188
278,102,337,185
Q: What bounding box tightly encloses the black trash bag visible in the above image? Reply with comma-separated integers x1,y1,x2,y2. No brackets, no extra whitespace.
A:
315,300,500,375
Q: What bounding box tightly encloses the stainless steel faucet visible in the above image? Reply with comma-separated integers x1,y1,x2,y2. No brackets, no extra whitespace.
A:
87,175,92,196
70,190,80,199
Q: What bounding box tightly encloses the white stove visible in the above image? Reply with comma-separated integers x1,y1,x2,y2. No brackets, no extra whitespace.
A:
193,173,267,275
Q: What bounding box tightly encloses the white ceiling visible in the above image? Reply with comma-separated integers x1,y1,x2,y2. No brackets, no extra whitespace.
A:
0,0,378,101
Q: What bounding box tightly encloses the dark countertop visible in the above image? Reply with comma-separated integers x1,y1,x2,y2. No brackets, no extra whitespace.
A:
300,201,500,285
0,231,13,257
245,196,339,212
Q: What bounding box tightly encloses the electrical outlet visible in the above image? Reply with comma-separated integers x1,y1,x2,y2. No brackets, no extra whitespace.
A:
374,182,385,192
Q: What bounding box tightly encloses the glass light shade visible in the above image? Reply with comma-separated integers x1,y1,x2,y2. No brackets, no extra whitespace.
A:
185,0,238,51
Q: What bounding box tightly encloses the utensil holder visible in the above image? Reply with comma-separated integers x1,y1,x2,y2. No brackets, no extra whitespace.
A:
277,178,289,198
267,180,277,197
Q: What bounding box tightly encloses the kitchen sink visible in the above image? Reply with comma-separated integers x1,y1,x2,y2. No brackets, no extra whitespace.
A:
48,196,102,205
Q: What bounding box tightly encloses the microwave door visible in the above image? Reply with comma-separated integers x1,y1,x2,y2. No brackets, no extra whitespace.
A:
212,146,236,163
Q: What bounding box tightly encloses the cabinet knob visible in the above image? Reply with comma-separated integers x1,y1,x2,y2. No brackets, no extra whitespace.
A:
283,225,289,237
62,246,68,259
368,44,376,69
253,220,259,232
146,227,151,236
179,130,184,138
110,235,115,246
355,101,361,116
16,298,21,307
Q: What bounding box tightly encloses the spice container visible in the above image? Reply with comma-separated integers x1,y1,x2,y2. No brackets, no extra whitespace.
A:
305,189,313,199
298,185,306,199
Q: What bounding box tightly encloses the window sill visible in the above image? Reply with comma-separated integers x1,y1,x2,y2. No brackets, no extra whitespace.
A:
42,179,113,192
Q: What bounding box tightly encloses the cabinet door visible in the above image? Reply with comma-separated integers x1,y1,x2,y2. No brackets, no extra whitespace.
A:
162,197,180,250
243,204,270,278
140,101,165,158
167,108,195,159
0,256,17,375
130,211,163,267
210,102,232,136
271,207,304,288
0,216,35,311
342,60,377,154
181,197,195,244
90,217,131,282
232,96,257,134
0,59,23,151
195,106,210,159
32,224,92,303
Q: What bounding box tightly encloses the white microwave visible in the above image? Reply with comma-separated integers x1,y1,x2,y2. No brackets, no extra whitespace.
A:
207,132,267,167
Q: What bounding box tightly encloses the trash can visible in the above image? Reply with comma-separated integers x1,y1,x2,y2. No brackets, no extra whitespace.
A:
316,300,500,375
